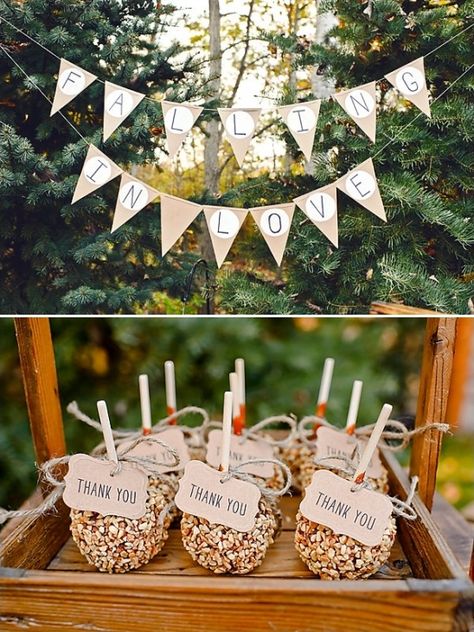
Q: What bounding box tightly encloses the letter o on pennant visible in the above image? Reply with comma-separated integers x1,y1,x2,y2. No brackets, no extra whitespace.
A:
119,181,150,211
260,208,290,236
84,157,112,185
59,68,86,96
305,193,336,223
105,89,135,118
345,170,376,200
395,66,424,95
209,209,240,238
287,106,317,134
164,106,195,134
225,111,255,139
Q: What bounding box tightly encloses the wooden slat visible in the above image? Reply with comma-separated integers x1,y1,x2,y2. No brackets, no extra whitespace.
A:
14,318,66,490
431,494,474,576
409,318,456,510
445,319,474,428
370,302,441,315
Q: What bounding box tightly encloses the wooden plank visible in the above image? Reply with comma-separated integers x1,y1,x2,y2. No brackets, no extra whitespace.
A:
370,302,441,315
409,318,456,510
445,319,474,428
14,318,66,494
0,570,470,632
431,494,474,576
0,488,44,543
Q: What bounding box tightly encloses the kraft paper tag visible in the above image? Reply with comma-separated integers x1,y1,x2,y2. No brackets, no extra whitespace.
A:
121,428,190,473
63,454,148,519
175,460,261,532
300,469,393,546
316,426,384,478
206,429,274,478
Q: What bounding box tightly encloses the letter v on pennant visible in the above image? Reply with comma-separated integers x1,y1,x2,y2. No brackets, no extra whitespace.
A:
294,182,339,247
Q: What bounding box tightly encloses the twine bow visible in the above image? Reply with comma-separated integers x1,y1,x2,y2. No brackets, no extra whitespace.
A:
200,414,297,448
219,458,292,499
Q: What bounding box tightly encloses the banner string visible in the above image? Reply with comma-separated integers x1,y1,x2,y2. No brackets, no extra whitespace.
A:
0,13,472,113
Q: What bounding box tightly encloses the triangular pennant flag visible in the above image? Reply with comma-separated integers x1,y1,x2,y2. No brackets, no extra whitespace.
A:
277,100,321,160
385,57,431,118
162,101,203,158
333,82,377,142
203,206,248,267
71,145,122,204
111,174,159,232
336,158,386,222
250,203,295,265
294,183,339,247
50,58,97,116
160,194,203,256
103,82,145,141
218,108,261,167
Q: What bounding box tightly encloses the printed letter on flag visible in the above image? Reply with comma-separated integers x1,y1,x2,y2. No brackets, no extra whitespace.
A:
294,183,339,247
111,174,159,232
203,206,248,267
250,203,295,266
333,82,377,142
71,145,122,204
160,194,203,256
277,100,321,160
336,158,386,221
385,57,430,117
51,58,97,116
162,101,203,158
218,108,261,167
103,82,145,141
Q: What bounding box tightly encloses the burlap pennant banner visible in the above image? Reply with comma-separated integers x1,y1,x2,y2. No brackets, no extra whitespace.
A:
203,206,248,267
111,173,159,232
337,158,386,221
103,82,145,141
277,100,321,160
162,101,204,158
294,183,339,247
250,203,295,266
50,58,97,116
218,108,261,167
385,57,431,118
333,81,377,142
160,194,203,256
71,145,122,204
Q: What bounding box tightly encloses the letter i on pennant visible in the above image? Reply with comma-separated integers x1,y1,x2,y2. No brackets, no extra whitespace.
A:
71,145,122,204
50,58,97,116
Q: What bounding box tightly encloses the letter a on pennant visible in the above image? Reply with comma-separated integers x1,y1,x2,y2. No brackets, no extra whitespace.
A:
162,101,203,158
294,183,339,247
336,158,386,221
218,108,261,167
385,57,431,118
50,58,97,116
111,174,159,232
277,100,321,160
71,145,122,204
333,82,377,142
250,203,295,266
160,194,203,256
203,206,248,267
103,82,145,141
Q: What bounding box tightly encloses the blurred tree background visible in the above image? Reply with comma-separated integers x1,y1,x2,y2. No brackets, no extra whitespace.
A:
0,317,472,513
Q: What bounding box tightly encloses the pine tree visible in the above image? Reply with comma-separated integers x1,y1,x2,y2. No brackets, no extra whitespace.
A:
219,0,474,314
0,0,206,314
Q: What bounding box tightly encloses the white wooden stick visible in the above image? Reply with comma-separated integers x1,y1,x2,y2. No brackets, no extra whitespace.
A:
235,358,245,408
139,374,152,434
346,380,363,434
353,403,392,483
97,400,118,464
221,391,233,473
164,360,177,413
316,357,335,416
229,372,240,421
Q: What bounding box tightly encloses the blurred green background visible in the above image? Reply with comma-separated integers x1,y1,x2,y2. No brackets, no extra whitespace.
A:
0,317,472,513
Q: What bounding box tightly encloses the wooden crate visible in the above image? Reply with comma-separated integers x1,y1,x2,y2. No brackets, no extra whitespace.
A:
1,318,473,632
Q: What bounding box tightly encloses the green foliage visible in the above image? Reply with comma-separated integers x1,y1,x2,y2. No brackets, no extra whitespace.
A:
0,317,426,508
0,0,206,314
220,0,474,314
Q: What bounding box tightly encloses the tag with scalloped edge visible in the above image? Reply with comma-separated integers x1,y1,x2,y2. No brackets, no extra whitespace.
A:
206,429,274,478
175,460,261,532
300,469,393,546
119,427,190,473
316,426,384,478
63,454,148,519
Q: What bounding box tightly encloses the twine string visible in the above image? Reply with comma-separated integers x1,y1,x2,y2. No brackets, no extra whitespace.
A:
220,458,292,498
238,414,298,447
